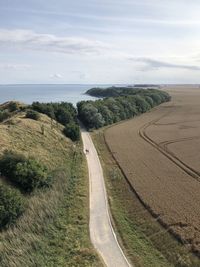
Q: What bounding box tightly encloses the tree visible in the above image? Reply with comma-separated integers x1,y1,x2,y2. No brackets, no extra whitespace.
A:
132,95,151,113
80,103,105,129
98,105,114,125
63,123,80,141
55,107,72,125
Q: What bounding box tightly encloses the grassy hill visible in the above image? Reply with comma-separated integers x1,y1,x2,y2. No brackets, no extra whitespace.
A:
0,102,101,267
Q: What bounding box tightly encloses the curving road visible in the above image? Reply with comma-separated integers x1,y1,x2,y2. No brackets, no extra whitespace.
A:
81,129,132,267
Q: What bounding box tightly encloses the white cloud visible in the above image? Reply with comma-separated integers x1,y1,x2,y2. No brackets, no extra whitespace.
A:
129,57,200,71
0,29,110,55
50,73,63,79
0,63,31,70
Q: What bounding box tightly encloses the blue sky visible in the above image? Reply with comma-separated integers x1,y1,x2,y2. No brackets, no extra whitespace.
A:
1,0,200,84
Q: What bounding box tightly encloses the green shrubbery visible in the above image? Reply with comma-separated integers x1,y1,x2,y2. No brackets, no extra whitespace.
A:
30,102,80,141
63,122,80,141
31,102,77,125
26,110,40,120
0,151,52,192
14,159,52,192
0,183,25,228
0,110,10,122
8,102,18,112
78,88,171,130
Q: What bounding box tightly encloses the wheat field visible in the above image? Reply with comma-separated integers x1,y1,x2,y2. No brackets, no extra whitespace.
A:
105,86,200,256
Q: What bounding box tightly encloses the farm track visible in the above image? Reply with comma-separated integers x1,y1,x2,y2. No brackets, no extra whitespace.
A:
139,109,200,181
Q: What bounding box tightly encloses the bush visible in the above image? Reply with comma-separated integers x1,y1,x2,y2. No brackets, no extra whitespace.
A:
63,123,80,141
14,159,53,192
0,151,52,192
26,110,40,120
0,151,26,178
0,183,25,228
8,102,18,112
55,107,72,125
0,110,10,122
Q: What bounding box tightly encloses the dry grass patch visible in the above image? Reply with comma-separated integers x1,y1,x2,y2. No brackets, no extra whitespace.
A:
0,112,70,169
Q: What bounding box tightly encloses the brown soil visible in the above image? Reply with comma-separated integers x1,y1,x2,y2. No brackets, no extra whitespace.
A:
105,86,200,256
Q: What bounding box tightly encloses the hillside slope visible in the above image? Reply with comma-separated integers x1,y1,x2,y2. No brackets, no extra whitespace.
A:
0,104,101,267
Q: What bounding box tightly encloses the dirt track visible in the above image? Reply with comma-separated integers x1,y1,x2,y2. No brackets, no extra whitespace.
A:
105,86,200,255
81,129,132,267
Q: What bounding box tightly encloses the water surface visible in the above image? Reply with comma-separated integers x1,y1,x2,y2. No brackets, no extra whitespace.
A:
0,84,113,105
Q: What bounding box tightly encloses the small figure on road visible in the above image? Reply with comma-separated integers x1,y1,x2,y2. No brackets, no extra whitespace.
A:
85,149,89,154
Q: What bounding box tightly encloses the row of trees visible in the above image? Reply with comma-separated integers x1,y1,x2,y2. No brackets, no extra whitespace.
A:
78,89,171,129
31,102,80,141
86,86,169,99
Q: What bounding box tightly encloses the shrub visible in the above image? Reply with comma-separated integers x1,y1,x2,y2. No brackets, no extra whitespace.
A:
8,102,18,112
0,110,10,122
14,159,53,191
0,151,26,178
0,183,25,228
55,107,72,125
26,110,40,120
31,102,77,125
0,151,52,192
63,123,80,141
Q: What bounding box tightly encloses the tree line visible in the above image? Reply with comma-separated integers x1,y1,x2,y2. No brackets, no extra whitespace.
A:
0,88,171,139
78,88,171,130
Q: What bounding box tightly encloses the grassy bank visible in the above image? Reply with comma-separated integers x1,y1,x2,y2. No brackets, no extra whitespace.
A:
92,128,200,267
0,108,101,266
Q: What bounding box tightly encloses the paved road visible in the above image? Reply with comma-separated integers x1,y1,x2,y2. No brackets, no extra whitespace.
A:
81,129,132,267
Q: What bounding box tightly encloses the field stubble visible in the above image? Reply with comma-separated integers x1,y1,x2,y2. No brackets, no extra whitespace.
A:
105,87,200,258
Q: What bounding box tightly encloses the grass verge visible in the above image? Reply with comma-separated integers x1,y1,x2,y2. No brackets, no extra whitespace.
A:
92,128,200,267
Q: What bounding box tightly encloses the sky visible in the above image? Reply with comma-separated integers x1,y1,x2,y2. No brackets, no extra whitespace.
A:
1,0,200,84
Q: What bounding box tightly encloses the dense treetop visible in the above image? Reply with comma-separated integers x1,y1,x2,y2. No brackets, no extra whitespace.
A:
78,87,171,130
86,86,169,98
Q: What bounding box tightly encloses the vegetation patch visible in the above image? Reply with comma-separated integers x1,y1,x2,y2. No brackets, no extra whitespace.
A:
78,87,170,129
63,122,80,141
0,151,52,192
31,101,80,141
0,183,26,229
26,110,40,120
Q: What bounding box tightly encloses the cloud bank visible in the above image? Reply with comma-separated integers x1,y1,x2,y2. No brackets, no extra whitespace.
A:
130,57,200,71
0,29,109,55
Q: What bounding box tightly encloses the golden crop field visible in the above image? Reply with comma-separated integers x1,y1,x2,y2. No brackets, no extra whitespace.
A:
105,86,200,256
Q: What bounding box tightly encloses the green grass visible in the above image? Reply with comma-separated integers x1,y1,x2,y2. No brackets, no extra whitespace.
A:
92,128,200,267
0,109,101,267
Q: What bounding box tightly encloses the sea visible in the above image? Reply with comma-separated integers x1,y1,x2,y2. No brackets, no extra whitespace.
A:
0,84,120,106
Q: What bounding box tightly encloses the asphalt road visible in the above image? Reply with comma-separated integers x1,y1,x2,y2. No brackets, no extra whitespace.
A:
81,129,132,267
